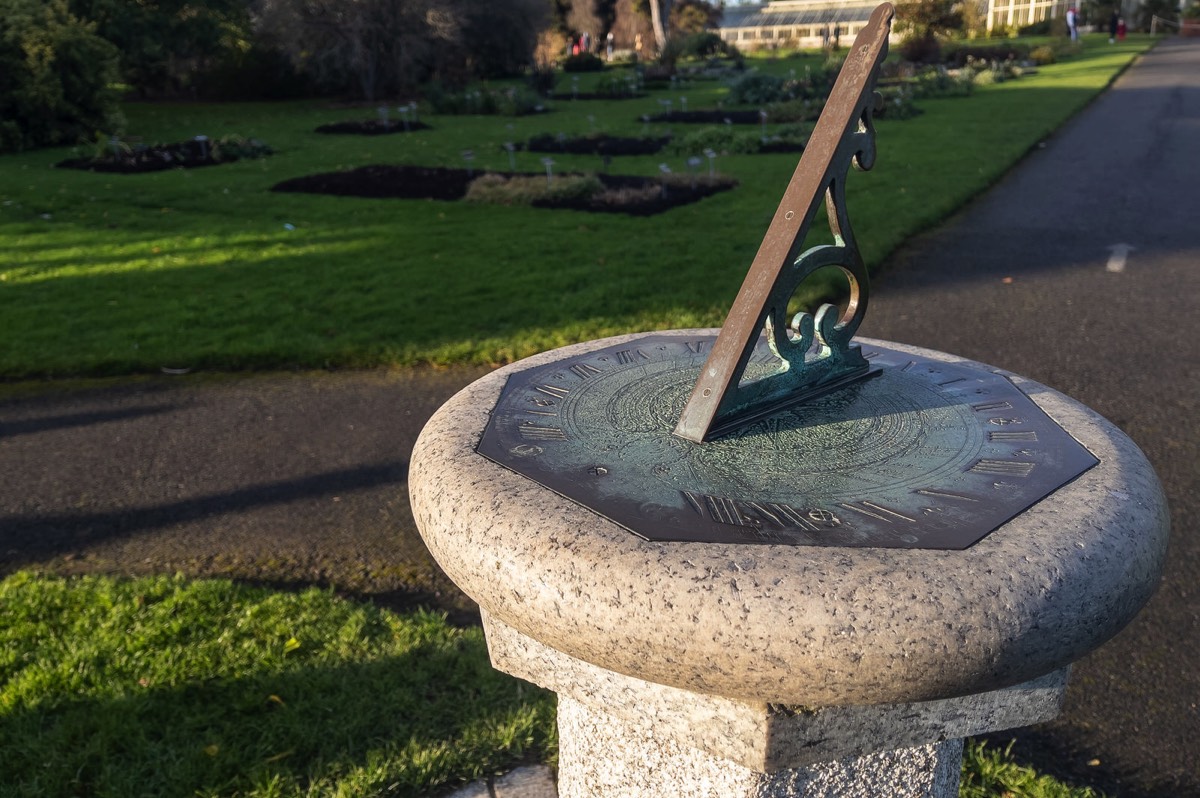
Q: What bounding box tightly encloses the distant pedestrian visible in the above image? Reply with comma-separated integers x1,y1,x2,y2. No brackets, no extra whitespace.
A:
635,33,643,59
833,24,841,49
606,31,614,61
1117,16,1127,40
1110,10,1119,42
1066,6,1079,41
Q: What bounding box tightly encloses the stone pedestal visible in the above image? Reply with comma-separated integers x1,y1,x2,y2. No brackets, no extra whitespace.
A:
486,611,1067,797
558,698,962,798
410,332,1170,797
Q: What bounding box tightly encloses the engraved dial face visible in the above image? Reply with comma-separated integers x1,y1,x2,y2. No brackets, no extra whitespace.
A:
476,335,1099,549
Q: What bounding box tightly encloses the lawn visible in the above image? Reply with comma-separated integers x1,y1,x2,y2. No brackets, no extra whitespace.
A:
0,34,1155,379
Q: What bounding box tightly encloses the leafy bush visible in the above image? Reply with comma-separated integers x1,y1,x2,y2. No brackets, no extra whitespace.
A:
562,52,604,72
1018,18,1053,35
465,173,604,205
1026,45,1056,64
0,0,123,152
875,87,921,119
527,63,557,96
942,41,1030,67
727,71,792,105
678,31,730,59
196,43,312,100
667,124,808,156
765,97,824,123
899,33,942,64
910,68,974,98
426,84,545,116
593,73,641,97
659,31,737,66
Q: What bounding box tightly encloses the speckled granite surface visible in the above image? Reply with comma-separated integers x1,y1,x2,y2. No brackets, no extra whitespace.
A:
484,611,1066,771
557,696,963,798
410,332,1169,707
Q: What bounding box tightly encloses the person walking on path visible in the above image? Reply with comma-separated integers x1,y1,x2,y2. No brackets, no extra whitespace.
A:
1110,9,1119,42
1067,6,1079,41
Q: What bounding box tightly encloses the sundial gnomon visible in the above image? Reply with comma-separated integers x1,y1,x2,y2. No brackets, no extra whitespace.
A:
477,4,1097,550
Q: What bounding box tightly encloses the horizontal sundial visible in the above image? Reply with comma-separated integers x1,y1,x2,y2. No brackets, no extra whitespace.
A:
476,335,1097,549
475,4,1097,550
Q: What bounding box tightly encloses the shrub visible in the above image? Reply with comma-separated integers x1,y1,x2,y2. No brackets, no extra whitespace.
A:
898,33,942,64
669,126,761,155
425,84,545,116
593,73,641,97
727,71,792,105
667,124,808,156
910,68,974,98
0,0,124,152
465,173,604,205
1026,45,1055,65
876,87,921,119
942,41,1030,67
562,52,604,72
765,97,824,123
680,31,730,59
527,63,557,96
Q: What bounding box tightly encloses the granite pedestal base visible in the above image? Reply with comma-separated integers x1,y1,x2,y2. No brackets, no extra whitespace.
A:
558,697,963,798
485,613,1067,797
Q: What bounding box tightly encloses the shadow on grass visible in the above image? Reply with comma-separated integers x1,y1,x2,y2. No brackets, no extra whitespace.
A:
0,636,554,798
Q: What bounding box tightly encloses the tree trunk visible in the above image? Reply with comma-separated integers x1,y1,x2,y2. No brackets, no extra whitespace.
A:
648,0,669,51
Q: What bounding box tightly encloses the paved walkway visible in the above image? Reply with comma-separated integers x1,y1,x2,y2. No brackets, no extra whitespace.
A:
859,36,1200,798
2,37,1197,798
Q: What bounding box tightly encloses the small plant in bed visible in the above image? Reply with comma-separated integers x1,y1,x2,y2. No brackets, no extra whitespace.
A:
425,84,547,116
467,172,738,216
668,124,808,156
56,134,272,173
524,132,671,156
549,73,646,100
315,112,431,135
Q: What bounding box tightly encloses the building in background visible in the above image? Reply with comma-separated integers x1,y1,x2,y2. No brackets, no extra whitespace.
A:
984,0,1067,32
716,0,896,50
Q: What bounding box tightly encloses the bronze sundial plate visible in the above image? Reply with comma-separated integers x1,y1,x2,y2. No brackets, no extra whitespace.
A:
476,332,1098,550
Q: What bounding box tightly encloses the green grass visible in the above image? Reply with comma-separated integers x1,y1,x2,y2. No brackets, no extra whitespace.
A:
0,34,1155,379
0,571,1104,798
0,571,555,798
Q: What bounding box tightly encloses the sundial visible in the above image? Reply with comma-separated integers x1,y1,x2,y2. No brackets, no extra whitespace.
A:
476,3,1097,550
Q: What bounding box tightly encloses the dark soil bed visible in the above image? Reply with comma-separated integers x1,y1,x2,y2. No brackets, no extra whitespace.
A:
271,164,735,216
315,120,432,135
646,109,765,124
55,138,269,173
523,133,670,156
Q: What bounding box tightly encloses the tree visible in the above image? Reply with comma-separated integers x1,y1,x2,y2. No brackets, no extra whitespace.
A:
69,0,252,96
0,0,123,152
669,0,720,35
895,0,964,40
894,0,962,62
631,0,717,51
254,0,549,100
